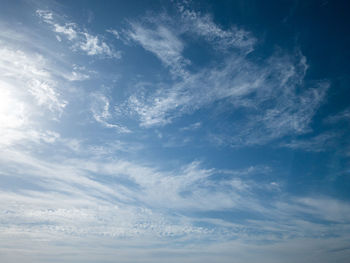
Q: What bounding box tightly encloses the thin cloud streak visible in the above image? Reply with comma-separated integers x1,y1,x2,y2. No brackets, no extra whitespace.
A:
37,10,121,58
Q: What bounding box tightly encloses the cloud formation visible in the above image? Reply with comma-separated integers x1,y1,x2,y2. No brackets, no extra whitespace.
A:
1,2,349,263
122,8,328,146
37,10,120,58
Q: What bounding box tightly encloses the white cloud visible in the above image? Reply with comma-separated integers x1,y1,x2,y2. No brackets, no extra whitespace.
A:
0,47,67,113
281,132,339,152
36,10,53,21
0,27,95,150
131,22,322,145
180,122,201,131
178,4,256,52
128,24,189,77
37,9,120,58
121,7,329,146
324,109,350,124
0,85,27,129
28,79,67,112
124,46,328,146
53,22,78,40
91,94,131,133
80,32,118,57
1,145,349,248
107,29,120,39
0,46,69,148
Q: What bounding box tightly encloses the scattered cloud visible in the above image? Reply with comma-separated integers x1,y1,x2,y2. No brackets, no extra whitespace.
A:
0,46,68,148
80,32,117,56
121,8,329,146
128,23,189,77
324,109,350,124
0,145,349,250
37,10,121,58
107,29,120,39
28,79,67,112
180,122,201,131
177,2,256,52
91,93,131,133
281,132,339,152
53,22,78,40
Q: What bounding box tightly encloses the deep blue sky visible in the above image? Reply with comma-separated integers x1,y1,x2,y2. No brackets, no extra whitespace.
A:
0,1,350,262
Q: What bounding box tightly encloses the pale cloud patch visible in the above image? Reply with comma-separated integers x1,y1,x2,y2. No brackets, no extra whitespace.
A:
0,47,67,114
36,9,53,21
177,3,256,52
324,109,350,124
0,85,27,130
281,132,339,152
37,9,120,58
107,29,120,39
91,94,131,133
28,79,67,112
53,22,78,40
180,122,201,131
0,44,69,148
80,32,119,57
128,23,188,77
63,65,90,81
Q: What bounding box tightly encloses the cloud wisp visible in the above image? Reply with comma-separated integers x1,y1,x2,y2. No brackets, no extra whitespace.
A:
90,93,131,133
1,145,349,257
121,8,329,146
37,10,121,58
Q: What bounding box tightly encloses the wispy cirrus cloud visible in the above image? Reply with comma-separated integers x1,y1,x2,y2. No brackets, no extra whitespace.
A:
0,46,67,146
128,23,189,77
0,24,96,149
280,131,340,152
37,10,120,58
177,2,256,52
324,108,350,124
90,93,131,133
121,8,329,147
1,144,349,252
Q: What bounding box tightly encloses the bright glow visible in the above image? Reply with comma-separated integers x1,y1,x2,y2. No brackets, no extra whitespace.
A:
0,83,27,129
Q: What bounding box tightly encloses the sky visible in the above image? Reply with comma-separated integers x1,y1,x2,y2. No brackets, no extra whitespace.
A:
0,0,350,262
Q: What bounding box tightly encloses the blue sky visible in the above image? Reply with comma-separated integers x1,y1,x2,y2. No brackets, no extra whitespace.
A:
0,0,350,262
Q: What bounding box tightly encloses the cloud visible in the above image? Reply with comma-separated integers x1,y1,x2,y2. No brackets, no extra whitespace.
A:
0,47,67,113
80,32,117,57
1,145,349,248
53,22,78,40
280,132,339,152
28,79,67,112
91,93,131,133
128,23,189,77
36,9,53,21
37,10,121,58
107,29,120,39
121,8,329,146
0,85,27,130
0,46,69,148
177,2,256,52
324,109,350,124
0,28,92,149
180,122,201,131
